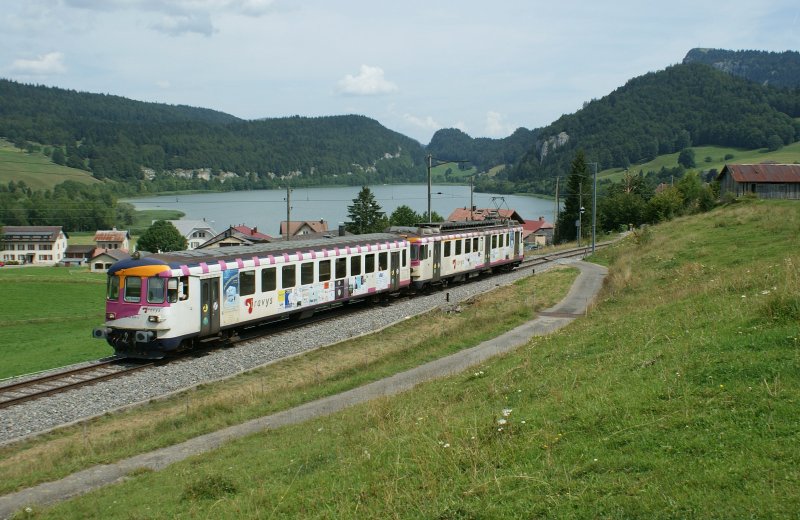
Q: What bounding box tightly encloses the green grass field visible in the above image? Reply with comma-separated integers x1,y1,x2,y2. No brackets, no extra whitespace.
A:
0,140,100,190
600,142,800,182
1,200,798,518
0,267,110,379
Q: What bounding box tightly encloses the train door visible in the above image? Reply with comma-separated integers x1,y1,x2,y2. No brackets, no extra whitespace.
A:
390,251,400,290
199,277,221,337
432,241,441,282
515,231,522,257
484,236,491,266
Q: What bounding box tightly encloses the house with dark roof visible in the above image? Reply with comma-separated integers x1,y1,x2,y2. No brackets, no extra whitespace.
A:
0,226,69,265
63,245,95,266
279,220,330,239
198,225,274,249
717,164,800,200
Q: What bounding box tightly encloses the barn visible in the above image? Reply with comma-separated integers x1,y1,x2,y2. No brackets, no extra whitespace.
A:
717,164,800,200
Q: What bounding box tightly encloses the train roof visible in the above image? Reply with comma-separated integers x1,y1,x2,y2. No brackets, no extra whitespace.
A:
144,232,402,267
390,219,521,238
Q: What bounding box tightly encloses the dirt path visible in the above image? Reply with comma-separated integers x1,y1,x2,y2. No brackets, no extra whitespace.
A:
0,260,607,519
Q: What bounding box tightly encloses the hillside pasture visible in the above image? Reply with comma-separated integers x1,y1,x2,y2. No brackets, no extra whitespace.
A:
0,140,100,191
600,142,800,182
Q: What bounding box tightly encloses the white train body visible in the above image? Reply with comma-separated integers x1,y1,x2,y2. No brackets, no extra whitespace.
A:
93,221,521,358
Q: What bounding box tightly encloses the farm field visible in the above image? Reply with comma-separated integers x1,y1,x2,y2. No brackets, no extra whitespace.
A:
2,200,799,518
0,267,109,379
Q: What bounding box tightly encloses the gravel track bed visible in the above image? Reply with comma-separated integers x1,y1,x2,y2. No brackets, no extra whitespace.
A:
0,259,572,445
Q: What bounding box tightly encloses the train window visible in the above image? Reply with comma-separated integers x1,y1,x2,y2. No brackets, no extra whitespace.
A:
402,249,407,267
262,267,276,292
147,277,166,303
473,238,479,250
106,276,120,301
240,270,256,296
378,252,388,270
335,257,347,279
167,278,179,303
465,238,471,254
124,277,141,303
301,262,314,285
410,245,419,261
420,245,428,260
351,256,361,276
444,241,451,257
282,265,296,288
491,235,497,249
365,254,375,273
455,240,462,255
318,260,331,282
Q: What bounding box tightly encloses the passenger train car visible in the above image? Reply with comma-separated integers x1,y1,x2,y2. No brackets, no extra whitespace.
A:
93,220,523,358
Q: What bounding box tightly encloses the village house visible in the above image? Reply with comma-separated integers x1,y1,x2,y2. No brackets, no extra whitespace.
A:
279,220,330,239
446,207,526,224
0,226,69,265
63,245,95,266
717,163,800,200
198,224,273,249
164,220,217,250
93,228,131,251
522,217,555,248
89,249,131,273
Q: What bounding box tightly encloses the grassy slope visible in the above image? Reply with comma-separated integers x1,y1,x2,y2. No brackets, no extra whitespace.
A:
600,142,800,182
0,140,99,190
29,200,800,518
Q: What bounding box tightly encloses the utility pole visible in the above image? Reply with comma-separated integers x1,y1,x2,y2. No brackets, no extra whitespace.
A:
592,162,597,253
469,175,474,220
427,154,433,222
285,185,292,241
577,182,582,247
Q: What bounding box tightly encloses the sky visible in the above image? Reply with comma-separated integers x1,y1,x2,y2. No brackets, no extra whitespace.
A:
1,1,798,144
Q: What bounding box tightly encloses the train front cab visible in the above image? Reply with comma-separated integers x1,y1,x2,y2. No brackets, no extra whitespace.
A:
93,261,203,358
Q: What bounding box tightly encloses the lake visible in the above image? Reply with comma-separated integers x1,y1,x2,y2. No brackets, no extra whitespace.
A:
126,185,556,236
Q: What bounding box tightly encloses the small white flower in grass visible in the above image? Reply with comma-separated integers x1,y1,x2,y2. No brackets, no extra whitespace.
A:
443,443,450,448
498,427,504,432
25,508,32,513
741,295,746,298
497,418,507,425
593,458,598,462
502,408,512,417
521,420,526,424
761,290,771,295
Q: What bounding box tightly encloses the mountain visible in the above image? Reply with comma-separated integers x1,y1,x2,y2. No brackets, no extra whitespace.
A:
683,48,800,88
506,62,800,194
426,127,539,172
0,79,427,186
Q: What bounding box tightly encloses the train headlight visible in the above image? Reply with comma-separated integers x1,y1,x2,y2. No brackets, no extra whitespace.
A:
148,315,161,323
106,312,116,320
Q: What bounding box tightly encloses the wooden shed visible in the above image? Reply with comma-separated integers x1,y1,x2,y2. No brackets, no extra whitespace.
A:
717,164,800,200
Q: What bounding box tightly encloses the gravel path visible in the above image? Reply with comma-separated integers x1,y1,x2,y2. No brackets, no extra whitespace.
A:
0,258,572,445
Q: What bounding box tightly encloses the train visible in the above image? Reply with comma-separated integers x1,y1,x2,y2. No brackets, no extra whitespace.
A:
93,219,524,359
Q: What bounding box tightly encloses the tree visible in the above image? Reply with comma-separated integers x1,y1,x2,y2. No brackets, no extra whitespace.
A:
677,148,696,168
136,220,187,252
345,186,387,234
554,150,593,244
389,205,421,226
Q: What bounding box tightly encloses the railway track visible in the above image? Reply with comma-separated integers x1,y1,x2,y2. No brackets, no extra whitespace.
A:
0,245,605,410
0,359,155,410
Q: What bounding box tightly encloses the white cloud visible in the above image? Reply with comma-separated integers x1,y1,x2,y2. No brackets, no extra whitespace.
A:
151,13,214,36
11,52,66,75
484,111,515,137
337,65,398,96
402,113,440,131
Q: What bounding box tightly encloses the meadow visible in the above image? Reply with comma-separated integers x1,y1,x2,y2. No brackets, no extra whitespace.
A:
15,198,797,519
0,267,109,379
600,141,800,182
0,140,99,191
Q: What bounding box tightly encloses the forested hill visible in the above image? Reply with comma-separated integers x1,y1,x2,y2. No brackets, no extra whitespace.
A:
426,127,538,172
506,62,800,194
0,79,427,186
683,48,800,88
